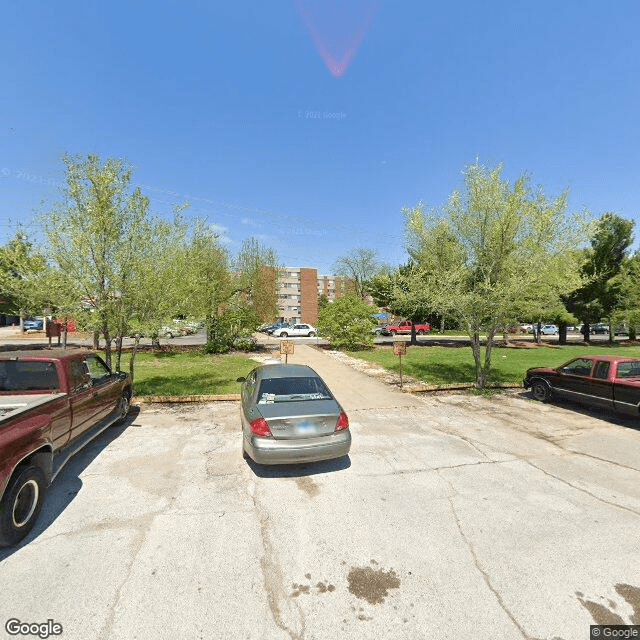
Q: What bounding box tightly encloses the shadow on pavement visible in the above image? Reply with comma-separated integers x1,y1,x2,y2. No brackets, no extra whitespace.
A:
245,455,351,478
0,408,139,560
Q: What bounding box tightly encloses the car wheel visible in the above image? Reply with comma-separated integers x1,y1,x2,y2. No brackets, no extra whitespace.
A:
417,329,425,335
308,332,316,337
0,464,46,547
531,380,550,402
280,332,288,337
115,390,131,424
390,330,397,336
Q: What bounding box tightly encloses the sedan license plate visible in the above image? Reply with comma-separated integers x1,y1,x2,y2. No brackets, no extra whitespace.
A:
295,421,315,435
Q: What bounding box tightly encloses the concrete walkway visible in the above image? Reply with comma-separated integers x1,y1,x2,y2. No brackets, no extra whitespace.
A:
283,343,424,412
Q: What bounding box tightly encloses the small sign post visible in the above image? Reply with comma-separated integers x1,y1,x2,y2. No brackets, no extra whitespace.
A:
393,341,407,389
280,340,295,363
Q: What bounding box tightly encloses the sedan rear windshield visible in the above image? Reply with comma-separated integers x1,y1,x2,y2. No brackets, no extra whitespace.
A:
0,360,60,391
257,376,333,403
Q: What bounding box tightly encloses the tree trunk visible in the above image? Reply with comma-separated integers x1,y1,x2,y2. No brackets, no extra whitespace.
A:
536,322,542,345
482,328,496,387
470,330,484,388
129,337,139,384
582,322,590,343
558,323,567,345
440,317,445,334
115,334,123,372
630,326,637,341
410,323,417,346
93,330,100,350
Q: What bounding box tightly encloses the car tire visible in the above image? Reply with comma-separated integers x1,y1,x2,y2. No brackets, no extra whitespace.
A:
531,380,551,402
417,329,425,335
390,330,397,336
308,332,316,337
115,390,131,424
280,332,288,337
0,464,46,547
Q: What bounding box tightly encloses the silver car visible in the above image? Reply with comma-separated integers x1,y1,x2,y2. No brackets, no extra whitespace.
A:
238,364,351,464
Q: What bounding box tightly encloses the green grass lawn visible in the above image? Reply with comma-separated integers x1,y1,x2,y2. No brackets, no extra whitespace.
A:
124,350,259,396
347,342,640,386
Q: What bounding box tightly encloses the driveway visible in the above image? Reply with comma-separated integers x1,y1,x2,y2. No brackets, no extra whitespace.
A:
1,346,639,639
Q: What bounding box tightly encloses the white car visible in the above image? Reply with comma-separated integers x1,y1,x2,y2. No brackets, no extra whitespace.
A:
272,323,317,337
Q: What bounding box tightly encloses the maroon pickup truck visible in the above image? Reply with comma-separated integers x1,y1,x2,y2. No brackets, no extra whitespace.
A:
0,349,132,546
383,321,431,336
523,355,640,416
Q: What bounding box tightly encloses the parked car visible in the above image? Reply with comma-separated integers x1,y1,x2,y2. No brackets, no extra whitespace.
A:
272,324,317,337
524,355,640,416
590,323,609,335
384,320,430,336
0,349,132,546
372,325,387,335
238,363,351,464
23,319,44,330
540,324,559,335
264,321,290,335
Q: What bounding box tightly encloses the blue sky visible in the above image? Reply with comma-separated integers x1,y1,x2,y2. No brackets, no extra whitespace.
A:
2,1,640,273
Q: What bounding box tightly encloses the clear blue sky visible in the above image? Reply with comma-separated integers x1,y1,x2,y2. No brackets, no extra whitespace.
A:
2,1,640,273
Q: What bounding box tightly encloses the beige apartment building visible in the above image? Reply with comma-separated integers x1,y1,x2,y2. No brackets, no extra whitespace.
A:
277,267,354,325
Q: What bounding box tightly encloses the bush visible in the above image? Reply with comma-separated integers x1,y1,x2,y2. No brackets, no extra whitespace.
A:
316,293,376,350
233,336,258,351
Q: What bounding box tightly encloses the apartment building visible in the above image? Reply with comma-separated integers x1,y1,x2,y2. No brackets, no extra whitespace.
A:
277,268,354,325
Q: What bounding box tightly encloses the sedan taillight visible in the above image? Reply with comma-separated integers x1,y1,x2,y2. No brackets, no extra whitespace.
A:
335,412,349,431
250,417,272,437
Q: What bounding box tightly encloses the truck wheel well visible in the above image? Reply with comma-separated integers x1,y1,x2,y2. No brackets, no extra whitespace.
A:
14,448,53,487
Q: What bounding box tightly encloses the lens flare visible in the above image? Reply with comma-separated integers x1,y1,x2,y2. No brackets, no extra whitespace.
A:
294,0,381,76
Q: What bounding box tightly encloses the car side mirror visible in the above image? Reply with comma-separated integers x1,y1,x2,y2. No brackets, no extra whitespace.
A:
236,376,246,383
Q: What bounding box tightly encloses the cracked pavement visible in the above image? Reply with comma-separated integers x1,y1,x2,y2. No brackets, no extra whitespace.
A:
1,346,639,640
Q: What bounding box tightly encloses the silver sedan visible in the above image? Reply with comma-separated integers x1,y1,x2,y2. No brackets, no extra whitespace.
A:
238,364,351,464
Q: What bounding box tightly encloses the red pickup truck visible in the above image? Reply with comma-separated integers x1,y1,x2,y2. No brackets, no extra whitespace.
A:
0,349,132,546
523,355,640,416
383,320,431,336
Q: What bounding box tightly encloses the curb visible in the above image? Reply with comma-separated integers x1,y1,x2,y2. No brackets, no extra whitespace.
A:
132,394,240,404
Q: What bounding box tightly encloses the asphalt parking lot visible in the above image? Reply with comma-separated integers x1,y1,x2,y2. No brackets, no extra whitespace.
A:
1,345,639,640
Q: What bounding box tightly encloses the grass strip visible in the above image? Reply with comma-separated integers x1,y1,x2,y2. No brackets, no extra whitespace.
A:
125,350,258,397
346,342,640,386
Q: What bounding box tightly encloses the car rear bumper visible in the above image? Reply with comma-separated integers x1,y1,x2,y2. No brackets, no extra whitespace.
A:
244,430,351,465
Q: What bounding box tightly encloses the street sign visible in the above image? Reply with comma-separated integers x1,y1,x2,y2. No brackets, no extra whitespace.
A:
393,341,406,356
280,340,295,355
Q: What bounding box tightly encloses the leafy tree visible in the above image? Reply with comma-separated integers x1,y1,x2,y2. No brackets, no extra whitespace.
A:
316,293,376,349
0,231,47,329
42,153,169,370
333,247,382,299
234,237,279,324
400,161,587,388
565,212,634,341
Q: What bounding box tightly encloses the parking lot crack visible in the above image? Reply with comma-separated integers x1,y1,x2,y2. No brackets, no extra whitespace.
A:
97,513,155,640
439,472,534,640
524,460,640,518
246,480,306,640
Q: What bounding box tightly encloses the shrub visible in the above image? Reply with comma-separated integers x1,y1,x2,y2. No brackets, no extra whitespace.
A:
316,293,376,350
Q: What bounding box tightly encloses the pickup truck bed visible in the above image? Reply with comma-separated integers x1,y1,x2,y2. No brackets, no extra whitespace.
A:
0,394,67,421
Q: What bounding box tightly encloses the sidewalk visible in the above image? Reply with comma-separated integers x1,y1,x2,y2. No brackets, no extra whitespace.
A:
284,344,423,412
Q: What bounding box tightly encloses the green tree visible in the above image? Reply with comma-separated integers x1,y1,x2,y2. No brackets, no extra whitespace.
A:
42,153,163,369
401,161,587,388
565,212,634,341
316,293,376,349
0,231,47,329
234,237,279,324
333,247,382,299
